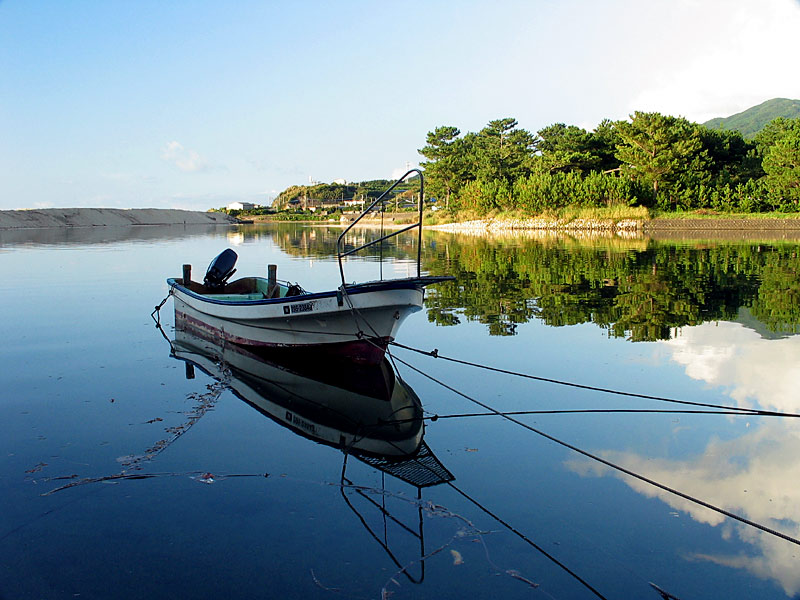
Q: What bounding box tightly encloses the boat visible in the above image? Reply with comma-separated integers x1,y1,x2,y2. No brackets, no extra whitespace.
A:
166,170,452,364
171,325,428,457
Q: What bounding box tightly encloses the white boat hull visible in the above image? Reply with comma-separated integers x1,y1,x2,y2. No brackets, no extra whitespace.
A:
169,276,449,364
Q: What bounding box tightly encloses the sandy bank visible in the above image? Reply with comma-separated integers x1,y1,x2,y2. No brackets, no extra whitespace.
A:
0,208,238,230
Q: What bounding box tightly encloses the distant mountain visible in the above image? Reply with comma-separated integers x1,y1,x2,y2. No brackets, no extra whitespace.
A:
703,98,800,138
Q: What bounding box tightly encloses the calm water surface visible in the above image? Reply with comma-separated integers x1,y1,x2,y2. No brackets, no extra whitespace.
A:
2,223,800,599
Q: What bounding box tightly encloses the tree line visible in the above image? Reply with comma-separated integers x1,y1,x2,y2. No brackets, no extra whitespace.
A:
418,114,800,213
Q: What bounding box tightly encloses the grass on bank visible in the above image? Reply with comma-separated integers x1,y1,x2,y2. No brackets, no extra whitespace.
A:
422,205,800,225
422,205,650,225
243,206,800,226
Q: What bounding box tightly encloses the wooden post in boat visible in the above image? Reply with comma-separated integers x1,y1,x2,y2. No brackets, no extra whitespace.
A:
182,264,192,288
267,264,278,298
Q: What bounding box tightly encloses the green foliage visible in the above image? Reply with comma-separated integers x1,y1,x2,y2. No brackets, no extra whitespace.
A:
537,122,619,174
762,127,800,206
472,118,536,184
512,171,641,212
418,126,472,209
751,249,800,332
672,179,776,212
592,119,623,172
614,112,708,200
754,117,800,154
269,211,334,222
273,177,419,211
698,126,762,185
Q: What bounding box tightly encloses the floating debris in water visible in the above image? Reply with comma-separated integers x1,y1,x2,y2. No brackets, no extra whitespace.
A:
506,569,538,588
650,581,681,599
40,379,231,493
194,472,215,484
40,471,267,495
310,569,341,593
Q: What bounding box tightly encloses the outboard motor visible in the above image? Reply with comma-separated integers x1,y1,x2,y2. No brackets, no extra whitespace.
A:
204,249,237,291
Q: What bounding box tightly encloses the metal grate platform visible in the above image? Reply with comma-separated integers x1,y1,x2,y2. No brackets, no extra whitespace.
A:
356,442,455,488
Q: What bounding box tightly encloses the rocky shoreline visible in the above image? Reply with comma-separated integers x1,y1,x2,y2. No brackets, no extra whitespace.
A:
428,216,800,236
4,208,800,240
429,217,640,234
0,208,238,230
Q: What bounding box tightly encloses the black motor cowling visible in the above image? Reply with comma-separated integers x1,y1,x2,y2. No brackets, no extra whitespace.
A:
204,249,237,290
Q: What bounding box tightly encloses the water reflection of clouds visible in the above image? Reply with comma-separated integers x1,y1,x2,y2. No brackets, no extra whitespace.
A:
567,423,800,595
666,322,800,413
566,321,800,595
226,232,245,246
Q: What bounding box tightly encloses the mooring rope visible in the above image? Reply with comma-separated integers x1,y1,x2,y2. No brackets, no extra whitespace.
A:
424,407,781,421
150,288,173,327
390,341,800,419
390,352,800,548
339,428,611,599
446,481,609,599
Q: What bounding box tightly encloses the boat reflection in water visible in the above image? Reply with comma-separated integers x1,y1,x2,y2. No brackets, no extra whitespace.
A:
170,325,455,584
172,325,430,457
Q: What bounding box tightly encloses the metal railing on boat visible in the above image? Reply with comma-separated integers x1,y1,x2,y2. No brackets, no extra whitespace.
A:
336,169,425,287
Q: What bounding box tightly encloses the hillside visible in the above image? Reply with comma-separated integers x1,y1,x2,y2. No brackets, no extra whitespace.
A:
272,176,420,210
704,97,800,138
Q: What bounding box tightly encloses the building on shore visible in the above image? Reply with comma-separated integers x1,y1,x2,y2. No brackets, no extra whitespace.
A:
227,202,257,211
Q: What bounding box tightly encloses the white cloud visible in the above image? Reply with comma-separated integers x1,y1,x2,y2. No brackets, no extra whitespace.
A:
628,0,800,122
161,141,209,173
391,164,419,180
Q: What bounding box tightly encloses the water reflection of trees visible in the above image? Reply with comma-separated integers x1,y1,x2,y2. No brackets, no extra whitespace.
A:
422,237,800,341
255,223,800,342
263,222,419,263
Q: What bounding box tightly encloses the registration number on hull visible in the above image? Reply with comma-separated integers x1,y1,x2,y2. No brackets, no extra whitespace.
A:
284,301,314,315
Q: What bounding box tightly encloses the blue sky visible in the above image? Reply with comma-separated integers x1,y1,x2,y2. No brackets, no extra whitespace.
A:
2,0,799,211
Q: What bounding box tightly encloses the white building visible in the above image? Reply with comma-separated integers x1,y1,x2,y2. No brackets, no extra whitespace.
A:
227,202,256,211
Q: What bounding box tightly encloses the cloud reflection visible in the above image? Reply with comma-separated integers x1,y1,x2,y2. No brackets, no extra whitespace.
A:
567,322,800,595
666,322,800,413
567,423,800,595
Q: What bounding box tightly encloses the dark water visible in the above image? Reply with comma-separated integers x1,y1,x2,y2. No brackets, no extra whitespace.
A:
2,223,800,599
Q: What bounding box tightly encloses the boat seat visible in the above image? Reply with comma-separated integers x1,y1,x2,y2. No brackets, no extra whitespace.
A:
204,293,266,301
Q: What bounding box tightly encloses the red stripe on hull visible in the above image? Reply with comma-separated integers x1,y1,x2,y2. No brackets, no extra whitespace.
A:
175,310,390,365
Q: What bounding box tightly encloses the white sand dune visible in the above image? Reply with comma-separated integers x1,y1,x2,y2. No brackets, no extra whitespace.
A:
0,208,238,229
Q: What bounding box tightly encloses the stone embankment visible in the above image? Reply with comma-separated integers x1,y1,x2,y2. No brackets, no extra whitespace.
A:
0,208,238,230
645,218,800,231
429,217,800,237
429,217,642,235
